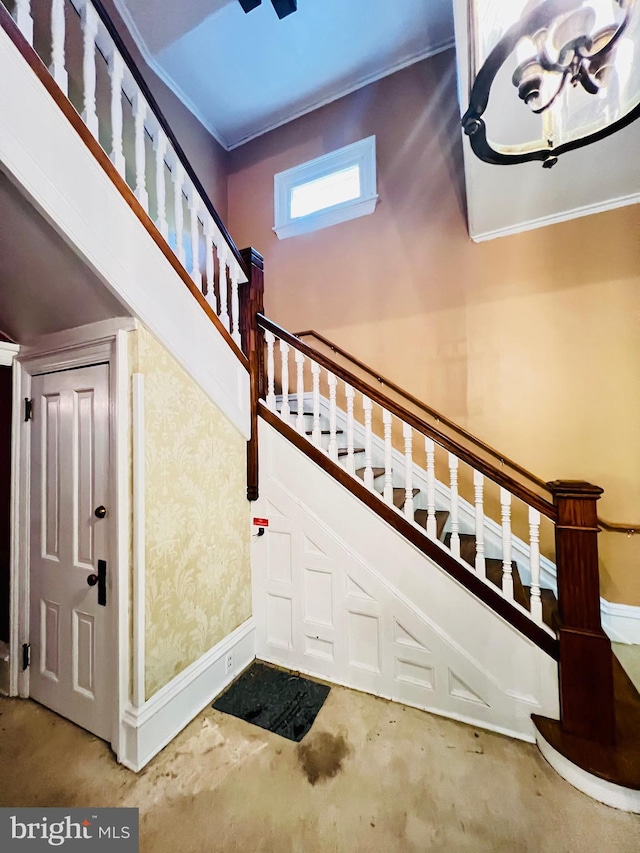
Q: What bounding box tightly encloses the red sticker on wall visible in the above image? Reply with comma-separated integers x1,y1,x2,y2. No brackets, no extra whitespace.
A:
253,517,269,527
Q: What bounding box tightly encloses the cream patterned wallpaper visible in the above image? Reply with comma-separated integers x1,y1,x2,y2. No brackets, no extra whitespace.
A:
133,326,251,699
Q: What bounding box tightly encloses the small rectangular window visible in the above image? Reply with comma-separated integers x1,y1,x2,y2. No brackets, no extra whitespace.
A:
274,136,378,239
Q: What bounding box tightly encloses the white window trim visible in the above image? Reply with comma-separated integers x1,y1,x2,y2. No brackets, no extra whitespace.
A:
274,136,379,240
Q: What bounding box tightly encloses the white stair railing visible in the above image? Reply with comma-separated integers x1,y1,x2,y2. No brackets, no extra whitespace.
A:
7,0,247,338
259,319,557,637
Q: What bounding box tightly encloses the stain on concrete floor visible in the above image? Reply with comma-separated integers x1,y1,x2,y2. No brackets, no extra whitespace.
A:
297,730,351,785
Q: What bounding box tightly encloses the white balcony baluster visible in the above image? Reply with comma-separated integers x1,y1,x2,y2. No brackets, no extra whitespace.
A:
279,339,290,423
529,507,543,623
80,3,99,139
265,331,276,411
133,91,149,211
204,219,216,309
500,488,514,599
383,409,393,505
345,383,355,475
13,0,33,45
108,50,125,176
425,437,436,538
473,470,486,577
50,0,68,94
403,422,414,520
311,362,321,447
363,395,373,489
172,160,186,264
230,262,241,346
448,453,460,559
217,247,230,332
328,371,338,461
188,186,201,285
295,350,305,435
153,129,169,239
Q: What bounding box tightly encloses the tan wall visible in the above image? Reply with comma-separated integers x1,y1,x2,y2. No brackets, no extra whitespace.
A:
227,49,640,605
131,326,251,699
101,0,229,220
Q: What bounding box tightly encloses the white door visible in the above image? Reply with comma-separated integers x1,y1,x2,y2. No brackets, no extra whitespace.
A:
29,364,111,740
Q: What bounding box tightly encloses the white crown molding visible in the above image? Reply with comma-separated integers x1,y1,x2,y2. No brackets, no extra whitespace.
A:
0,342,20,366
110,0,231,150
470,191,640,243
110,0,453,151
228,39,456,150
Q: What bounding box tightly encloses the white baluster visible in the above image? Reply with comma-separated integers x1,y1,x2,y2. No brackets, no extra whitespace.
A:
501,488,514,599
265,331,276,411
133,91,149,211
363,395,373,489
279,339,290,423
425,437,436,538
345,383,355,475
327,371,338,461
153,129,169,239
529,507,543,623
108,50,126,176
383,409,393,505
403,422,414,520
13,0,33,45
80,3,99,139
204,218,215,309
188,185,201,285
217,246,230,331
448,453,460,559
172,159,186,265
230,262,241,346
295,350,305,434
50,0,68,94
311,362,321,447
473,470,486,576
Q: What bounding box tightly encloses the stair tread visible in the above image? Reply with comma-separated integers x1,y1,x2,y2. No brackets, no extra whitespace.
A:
304,429,343,435
338,447,364,457
414,509,449,540
355,467,385,480
392,487,420,509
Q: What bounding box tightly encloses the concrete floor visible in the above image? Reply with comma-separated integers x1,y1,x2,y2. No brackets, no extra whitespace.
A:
1,684,639,852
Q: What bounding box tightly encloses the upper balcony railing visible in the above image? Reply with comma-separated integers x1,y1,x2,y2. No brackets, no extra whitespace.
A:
3,0,247,354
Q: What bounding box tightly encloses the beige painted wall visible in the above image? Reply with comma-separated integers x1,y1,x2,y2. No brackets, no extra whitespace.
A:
131,326,251,699
227,49,640,605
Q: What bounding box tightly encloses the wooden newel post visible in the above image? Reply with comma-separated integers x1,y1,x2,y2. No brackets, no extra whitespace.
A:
239,247,264,502
549,480,615,745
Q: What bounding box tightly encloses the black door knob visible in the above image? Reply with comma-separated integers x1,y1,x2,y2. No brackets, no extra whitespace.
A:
94,505,107,519
87,574,98,587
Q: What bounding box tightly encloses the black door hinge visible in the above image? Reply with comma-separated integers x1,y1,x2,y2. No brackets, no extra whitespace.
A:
22,643,31,670
24,398,33,422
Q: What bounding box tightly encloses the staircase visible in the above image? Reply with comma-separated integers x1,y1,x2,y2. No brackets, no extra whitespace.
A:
2,0,639,809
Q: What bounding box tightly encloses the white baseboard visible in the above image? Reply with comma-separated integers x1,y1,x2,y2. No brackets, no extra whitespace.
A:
118,619,255,772
601,601,640,645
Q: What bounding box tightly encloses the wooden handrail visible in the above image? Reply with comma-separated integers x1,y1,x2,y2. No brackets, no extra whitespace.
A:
90,0,247,278
298,329,640,535
296,328,550,492
259,315,557,519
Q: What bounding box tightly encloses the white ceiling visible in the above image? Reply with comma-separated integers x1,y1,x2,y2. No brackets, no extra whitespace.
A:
0,172,130,344
113,0,455,149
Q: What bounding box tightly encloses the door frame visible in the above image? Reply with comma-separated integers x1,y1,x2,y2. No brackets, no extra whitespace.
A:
10,318,135,757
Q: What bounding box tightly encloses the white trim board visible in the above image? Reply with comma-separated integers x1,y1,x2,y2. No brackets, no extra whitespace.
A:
470,191,640,243
119,619,255,772
602,601,640,645
0,342,20,366
110,0,454,151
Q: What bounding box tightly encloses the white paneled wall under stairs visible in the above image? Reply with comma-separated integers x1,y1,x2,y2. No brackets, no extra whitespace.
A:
253,417,560,742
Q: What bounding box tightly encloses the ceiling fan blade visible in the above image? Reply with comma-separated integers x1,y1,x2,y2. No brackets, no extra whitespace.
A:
271,0,297,19
238,0,262,12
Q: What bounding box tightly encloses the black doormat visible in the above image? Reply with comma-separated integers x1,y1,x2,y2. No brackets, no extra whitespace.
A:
212,662,330,742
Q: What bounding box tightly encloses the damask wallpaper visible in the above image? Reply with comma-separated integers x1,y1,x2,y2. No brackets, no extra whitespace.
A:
133,326,251,699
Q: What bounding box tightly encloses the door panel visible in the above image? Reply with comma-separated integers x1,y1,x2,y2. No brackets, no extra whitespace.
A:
29,364,111,740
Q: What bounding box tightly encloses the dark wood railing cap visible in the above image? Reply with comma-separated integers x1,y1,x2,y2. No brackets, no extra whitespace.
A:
548,481,604,499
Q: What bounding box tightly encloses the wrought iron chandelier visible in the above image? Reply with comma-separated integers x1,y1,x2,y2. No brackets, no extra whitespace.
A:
462,0,640,166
